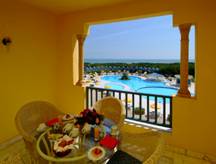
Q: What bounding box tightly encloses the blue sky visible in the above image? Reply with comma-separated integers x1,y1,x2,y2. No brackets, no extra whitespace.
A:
84,15,195,60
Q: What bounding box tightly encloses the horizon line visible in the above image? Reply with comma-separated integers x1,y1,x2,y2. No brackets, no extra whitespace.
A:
84,58,195,60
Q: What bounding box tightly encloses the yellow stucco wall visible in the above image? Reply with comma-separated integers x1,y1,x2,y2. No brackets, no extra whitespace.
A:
1,0,216,157
166,1,216,156
57,0,216,156
0,1,58,142
56,18,85,114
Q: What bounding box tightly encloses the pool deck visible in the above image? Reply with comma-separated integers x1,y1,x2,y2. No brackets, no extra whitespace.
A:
85,73,195,96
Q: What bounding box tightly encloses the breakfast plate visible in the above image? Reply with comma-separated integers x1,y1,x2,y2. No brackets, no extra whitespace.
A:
53,135,76,157
87,146,106,161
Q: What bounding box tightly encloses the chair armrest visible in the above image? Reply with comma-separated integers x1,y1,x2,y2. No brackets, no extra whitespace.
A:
16,121,36,143
22,130,36,143
117,114,125,129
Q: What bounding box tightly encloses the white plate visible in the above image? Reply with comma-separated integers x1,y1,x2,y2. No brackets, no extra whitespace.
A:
87,146,106,161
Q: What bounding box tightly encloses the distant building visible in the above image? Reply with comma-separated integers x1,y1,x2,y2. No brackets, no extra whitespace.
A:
174,74,193,86
146,73,165,81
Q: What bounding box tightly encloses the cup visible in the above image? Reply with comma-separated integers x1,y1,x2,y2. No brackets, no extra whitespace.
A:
36,123,47,133
69,127,79,138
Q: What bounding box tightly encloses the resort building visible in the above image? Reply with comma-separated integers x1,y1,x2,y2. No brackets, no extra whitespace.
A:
174,75,193,87
0,0,216,163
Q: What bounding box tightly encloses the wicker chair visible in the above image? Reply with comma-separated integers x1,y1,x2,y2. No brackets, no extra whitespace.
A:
118,131,164,164
93,97,125,129
15,101,62,163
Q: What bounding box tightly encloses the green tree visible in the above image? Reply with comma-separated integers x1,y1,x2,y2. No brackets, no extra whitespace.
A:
120,72,130,80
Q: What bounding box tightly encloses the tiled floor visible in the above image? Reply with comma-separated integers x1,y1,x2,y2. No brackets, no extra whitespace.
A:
159,151,212,164
0,140,31,164
0,139,214,164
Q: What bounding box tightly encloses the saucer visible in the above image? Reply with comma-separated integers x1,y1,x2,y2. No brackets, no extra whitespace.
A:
87,146,105,161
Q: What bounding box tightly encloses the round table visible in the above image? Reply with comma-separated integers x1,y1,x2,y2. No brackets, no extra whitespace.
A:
36,125,118,164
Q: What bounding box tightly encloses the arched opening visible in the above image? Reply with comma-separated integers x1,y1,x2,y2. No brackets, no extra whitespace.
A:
79,15,195,129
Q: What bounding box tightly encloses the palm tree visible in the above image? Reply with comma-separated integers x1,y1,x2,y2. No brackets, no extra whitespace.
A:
120,72,130,80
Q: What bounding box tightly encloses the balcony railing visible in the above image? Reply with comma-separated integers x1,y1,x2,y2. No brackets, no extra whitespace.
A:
86,86,172,129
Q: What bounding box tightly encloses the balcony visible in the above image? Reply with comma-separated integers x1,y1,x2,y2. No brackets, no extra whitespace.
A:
86,86,172,130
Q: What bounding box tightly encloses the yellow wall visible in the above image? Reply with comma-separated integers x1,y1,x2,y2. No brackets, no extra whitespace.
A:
56,18,85,114
0,1,58,142
57,0,216,156
167,0,216,156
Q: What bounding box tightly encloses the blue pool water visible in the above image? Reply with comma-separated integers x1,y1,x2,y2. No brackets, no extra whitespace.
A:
137,87,177,96
102,75,178,96
106,83,124,90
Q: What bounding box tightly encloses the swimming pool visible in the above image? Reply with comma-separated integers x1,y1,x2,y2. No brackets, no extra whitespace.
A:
102,75,178,96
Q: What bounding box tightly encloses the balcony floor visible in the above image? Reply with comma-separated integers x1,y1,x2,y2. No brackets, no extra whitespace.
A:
0,137,212,164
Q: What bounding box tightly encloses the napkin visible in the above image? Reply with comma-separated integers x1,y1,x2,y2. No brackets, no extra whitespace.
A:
46,117,60,126
99,135,118,149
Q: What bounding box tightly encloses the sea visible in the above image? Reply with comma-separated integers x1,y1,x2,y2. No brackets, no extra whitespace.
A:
85,58,195,64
